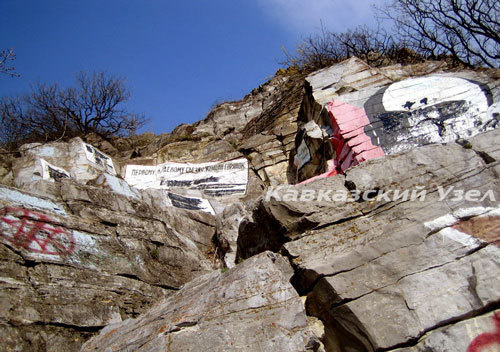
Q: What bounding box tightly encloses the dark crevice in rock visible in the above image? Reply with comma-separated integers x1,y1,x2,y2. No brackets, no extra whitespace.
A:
282,243,373,352
466,265,482,308
308,298,376,352
156,283,180,291
115,273,179,291
27,321,105,333
311,213,365,232
344,180,357,191
100,220,118,227
189,217,216,228
236,202,289,261
280,247,320,297
174,321,197,329
22,259,41,268
457,138,496,164
477,150,496,164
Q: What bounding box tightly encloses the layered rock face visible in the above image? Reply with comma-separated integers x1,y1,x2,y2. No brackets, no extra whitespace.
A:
0,57,499,351
0,182,216,351
240,129,500,351
81,251,323,352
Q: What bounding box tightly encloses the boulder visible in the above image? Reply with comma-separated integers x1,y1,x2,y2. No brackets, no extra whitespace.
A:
13,138,118,188
392,310,500,352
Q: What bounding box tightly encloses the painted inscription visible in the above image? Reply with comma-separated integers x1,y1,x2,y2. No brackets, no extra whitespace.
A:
0,207,74,255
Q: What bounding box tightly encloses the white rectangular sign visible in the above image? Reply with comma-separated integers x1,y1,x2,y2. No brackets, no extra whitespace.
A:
125,158,248,197
82,142,116,175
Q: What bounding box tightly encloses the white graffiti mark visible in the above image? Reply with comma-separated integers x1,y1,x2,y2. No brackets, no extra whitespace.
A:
425,207,500,248
0,186,67,216
40,159,70,182
83,142,116,175
360,75,499,157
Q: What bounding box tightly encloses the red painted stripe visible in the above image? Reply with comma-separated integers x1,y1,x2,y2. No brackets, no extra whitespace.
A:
327,100,385,175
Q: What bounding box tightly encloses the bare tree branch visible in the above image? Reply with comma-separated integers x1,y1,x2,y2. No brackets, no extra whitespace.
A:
280,25,423,72
0,48,20,77
378,0,499,67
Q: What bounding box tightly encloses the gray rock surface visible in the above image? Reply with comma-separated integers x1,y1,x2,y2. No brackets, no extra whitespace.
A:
81,251,324,352
469,128,500,163
393,309,500,352
238,129,500,351
214,203,246,268
0,181,215,351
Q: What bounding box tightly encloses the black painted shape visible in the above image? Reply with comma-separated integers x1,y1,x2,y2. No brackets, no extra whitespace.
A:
365,100,470,152
362,77,494,154
193,176,219,185
167,192,203,211
403,101,415,110
48,166,69,182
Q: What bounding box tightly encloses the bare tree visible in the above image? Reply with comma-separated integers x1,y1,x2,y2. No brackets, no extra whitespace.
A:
379,0,500,67
0,71,148,150
281,25,421,71
0,97,26,150
0,48,20,77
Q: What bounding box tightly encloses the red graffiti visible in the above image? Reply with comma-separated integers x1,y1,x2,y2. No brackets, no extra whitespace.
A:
299,101,387,184
467,312,500,352
0,207,74,255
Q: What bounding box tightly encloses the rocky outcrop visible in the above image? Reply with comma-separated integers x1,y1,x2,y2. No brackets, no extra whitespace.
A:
239,128,500,351
109,73,304,188
81,251,324,352
0,71,306,350
1,57,499,351
0,166,216,351
291,57,500,182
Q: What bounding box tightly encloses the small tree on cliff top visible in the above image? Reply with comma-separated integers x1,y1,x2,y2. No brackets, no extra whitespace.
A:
282,0,499,71
380,0,500,68
0,71,148,150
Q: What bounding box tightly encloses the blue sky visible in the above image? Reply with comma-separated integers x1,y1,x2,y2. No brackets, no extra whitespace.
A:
1,0,381,134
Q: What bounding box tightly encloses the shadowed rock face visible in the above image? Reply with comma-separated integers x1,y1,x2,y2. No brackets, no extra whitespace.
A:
0,58,499,351
81,251,323,352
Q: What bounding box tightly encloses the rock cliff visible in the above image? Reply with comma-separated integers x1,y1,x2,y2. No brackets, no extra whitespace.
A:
0,58,499,351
